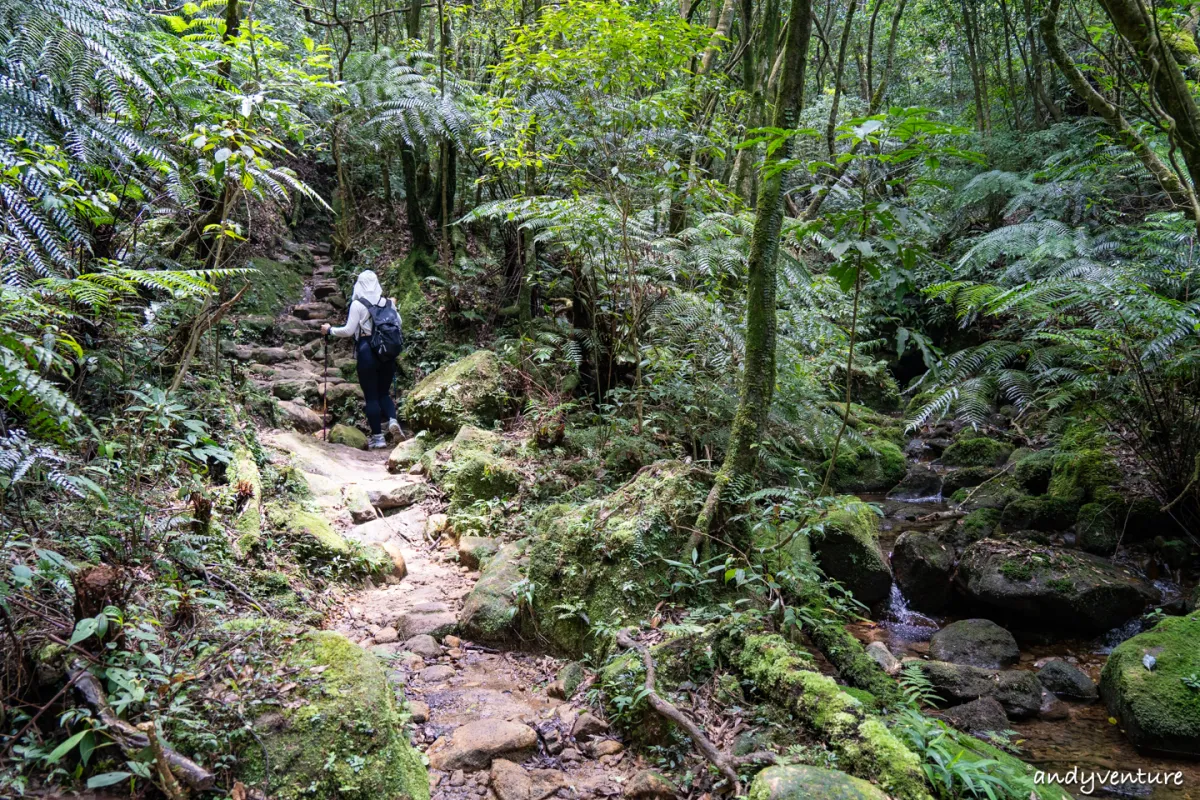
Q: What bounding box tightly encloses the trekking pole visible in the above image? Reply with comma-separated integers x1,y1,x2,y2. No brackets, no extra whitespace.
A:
322,332,330,442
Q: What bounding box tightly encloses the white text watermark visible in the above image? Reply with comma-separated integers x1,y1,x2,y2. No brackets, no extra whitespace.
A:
1034,768,1185,795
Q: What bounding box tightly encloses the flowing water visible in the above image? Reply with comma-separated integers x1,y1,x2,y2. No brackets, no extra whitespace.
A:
849,494,1200,799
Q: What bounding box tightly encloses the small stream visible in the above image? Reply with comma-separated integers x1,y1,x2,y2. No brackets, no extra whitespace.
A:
849,493,1200,799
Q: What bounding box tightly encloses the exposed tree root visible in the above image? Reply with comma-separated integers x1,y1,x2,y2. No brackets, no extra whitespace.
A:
70,661,215,793
615,629,741,793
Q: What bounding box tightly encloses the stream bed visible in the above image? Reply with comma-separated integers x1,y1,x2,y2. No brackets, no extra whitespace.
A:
849,495,1200,800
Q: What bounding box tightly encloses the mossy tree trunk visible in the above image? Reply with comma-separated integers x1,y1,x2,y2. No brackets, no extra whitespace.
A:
691,0,813,549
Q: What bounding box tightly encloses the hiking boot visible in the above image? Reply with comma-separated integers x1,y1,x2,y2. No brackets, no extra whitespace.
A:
368,434,388,450
387,418,402,436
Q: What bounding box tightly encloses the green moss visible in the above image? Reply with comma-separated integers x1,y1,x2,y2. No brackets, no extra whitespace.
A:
526,462,706,656
459,541,528,643
1013,450,1055,494
748,765,888,800
1076,502,1120,555
961,507,1002,542
823,441,907,493
448,452,521,509
384,250,431,325
228,447,263,557
599,634,714,746
727,633,929,800
1000,495,1078,532
403,350,509,434
235,630,429,800
810,499,892,605
1101,612,1200,757
1000,560,1033,581
941,466,998,496
941,437,1013,467
329,424,368,449
1048,449,1119,504
269,505,354,559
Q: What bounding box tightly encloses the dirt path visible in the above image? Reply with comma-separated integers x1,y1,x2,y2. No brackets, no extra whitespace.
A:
242,245,651,800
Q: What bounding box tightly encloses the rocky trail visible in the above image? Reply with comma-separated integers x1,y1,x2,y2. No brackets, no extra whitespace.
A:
231,244,660,800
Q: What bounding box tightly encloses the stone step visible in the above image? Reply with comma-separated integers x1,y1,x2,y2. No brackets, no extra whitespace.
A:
292,302,336,321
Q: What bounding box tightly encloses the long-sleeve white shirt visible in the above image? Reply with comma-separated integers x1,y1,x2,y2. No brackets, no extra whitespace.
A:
330,298,396,339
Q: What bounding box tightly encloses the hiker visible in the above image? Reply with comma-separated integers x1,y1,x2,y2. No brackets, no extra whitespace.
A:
320,270,404,450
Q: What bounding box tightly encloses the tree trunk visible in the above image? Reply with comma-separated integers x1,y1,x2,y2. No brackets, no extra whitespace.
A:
690,0,813,549
400,144,433,252
1041,0,1198,217
1096,0,1200,192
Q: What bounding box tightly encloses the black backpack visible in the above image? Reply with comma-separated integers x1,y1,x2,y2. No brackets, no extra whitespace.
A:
357,298,404,360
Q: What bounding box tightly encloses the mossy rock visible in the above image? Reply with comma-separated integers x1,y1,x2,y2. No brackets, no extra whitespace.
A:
1048,449,1119,504
227,447,263,557
526,461,706,656
960,507,1002,543
447,451,521,509
748,765,888,800
810,499,893,605
329,423,368,449
1013,450,1055,494
403,350,509,434
458,541,529,643
1000,495,1078,532
602,434,669,479
235,629,429,800
940,466,998,496
1101,612,1200,758
942,437,1013,468
600,634,715,746
892,531,954,613
949,474,1026,513
956,539,1155,634
1076,502,1120,555
269,504,354,560
822,441,907,493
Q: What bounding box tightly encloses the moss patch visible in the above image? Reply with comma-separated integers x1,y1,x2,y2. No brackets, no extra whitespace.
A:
238,256,308,317
403,350,509,434
235,630,429,800
1101,612,1200,758
810,499,893,605
823,441,907,493
942,437,1013,468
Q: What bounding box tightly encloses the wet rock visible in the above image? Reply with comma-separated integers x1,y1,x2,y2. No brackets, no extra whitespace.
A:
919,661,999,706
427,720,539,771
458,536,501,570
1075,503,1120,555
1040,691,1070,720
329,423,368,450
929,619,1019,669
822,441,908,493
571,712,609,741
891,531,954,613
1037,660,1098,701
994,670,1043,718
408,700,430,723
809,498,893,606
747,765,887,800
404,350,509,433
955,539,1156,634
1100,612,1200,757
343,484,378,523
939,466,998,497
865,642,900,675
395,602,457,639
275,400,323,433
388,437,426,473
1000,495,1077,532
941,697,1010,735
403,634,443,659
1013,450,1054,494
886,464,943,501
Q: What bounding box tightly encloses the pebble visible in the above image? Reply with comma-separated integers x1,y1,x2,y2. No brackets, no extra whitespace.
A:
409,700,431,723
590,740,623,757
444,635,463,648
421,664,457,682
450,770,467,787
560,748,582,762
374,626,399,644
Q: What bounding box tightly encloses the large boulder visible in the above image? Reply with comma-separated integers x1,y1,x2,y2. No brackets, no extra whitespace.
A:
941,697,1010,736
235,629,428,800
1037,660,1097,701
404,350,509,433
810,499,892,606
1100,612,1200,757
918,661,1043,718
459,542,527,643
955,539,1156,634
886,464,943,501
942,437,1013,467
527,462,706,655
387,437,426,473
747,765,888,800
427,720,539,771
891,531,954,613
929,619,1019,669
822,442,907,493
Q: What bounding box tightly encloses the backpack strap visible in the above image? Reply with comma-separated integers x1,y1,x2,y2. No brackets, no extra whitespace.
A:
353,297,381,339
